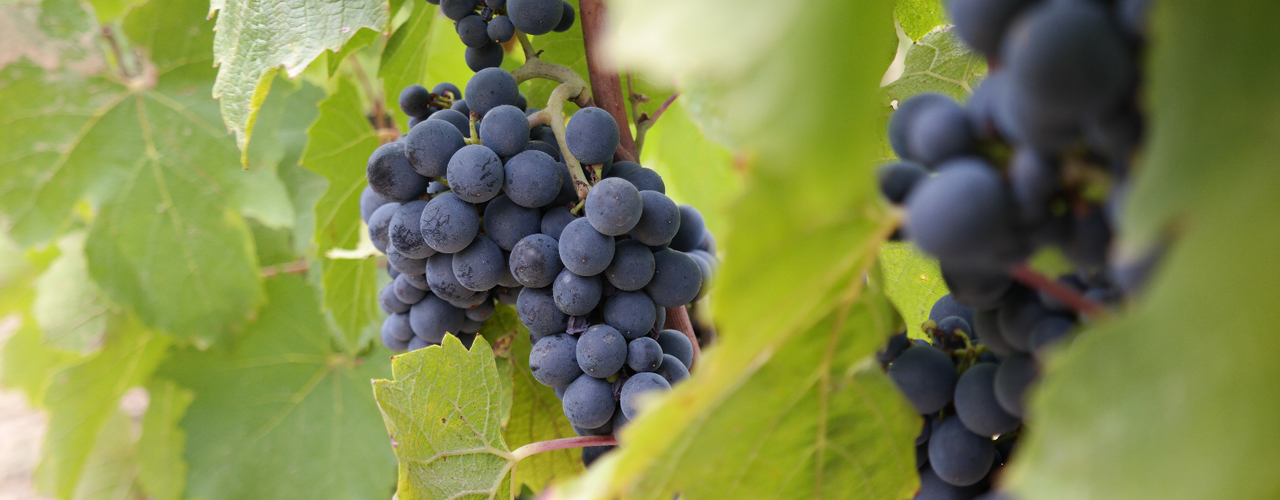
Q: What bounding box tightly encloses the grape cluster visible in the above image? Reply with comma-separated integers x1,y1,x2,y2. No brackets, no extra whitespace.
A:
426,0,576,72
877,0,1153,498
367,68,718,461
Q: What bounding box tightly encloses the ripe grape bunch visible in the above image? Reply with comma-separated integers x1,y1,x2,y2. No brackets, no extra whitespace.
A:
364,66,718,462
427,0,577,72
876,0,1153,498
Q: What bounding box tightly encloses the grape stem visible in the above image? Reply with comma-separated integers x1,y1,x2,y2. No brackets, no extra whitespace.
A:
466,112,482,145
510,33,596,198
544,83,594,199
259,260,310,277
579,0,638,162
1008,264,1110,318
509,435,617,461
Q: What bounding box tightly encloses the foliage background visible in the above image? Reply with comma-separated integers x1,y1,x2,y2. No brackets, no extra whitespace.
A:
2,0,1279,499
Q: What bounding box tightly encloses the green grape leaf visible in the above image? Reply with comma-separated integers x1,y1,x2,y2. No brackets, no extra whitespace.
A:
556,284,918,500
883,26,986,104
380,0,438,131
1006,4,1280,500
638,100,743,238
373,335,516,500
895,0,947,41
158,275,396,500
878,242,947,338
84,0,143,22
523,0,587,110
246,76,328,255
38,318,169,500
33,232,111,352
209,0,389,163
136,380,192,500
302,78,383,349
503,312,583,491
0,316,81,404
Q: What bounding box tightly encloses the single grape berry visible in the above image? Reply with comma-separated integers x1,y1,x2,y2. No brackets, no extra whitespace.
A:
645,249,702,308
877,161,930,205
561,374,615,429
947,0,1038,58
905,97,976,166
604,240,655,292
620,167,665,193
387,246,427,276
553,269,602,316
603,291,657,340
504,150,564,208
409,295,465,344
585,177,643,236
530,334,582,387
440,0,479,21
626,337,663,372
379,283,410,314
559,218,615,276
453,235,505,291
359,185,388,223
655,353,689,385
399,84,432,118
367,202,401,254
389,201,435,259
553,0,575,32
993,354,1038,418
464,68,519,117
887,93,952,161
565,107,620,165
447,144,505,204
456,15,490,48
393,274,428,305
433,82,462,101
887,344,958,414
510,234,563,289
905,159,1026,269
466,42,505,73
630,191,681,246
541,206,576,240
668,205,705,252
381,313,414,351
483,194,542,251
405,118,466,178
507,0,564,36
367,142,428,203
428,108,472,138
479,105,530,157
620,372,671,419
576,324,627,378
488,15,515,43
516,286,568,336
420,192,480,254
928,417,995,487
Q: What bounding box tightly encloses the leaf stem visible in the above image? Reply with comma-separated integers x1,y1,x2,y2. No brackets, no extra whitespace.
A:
510,435,617,461
1008,264,1110,318
260,260,311,277
348,58,395,138
634,93,678,156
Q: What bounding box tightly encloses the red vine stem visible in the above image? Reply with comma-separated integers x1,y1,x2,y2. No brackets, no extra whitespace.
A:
664,306,701,370
578,0,638,162
510,435,618,460
1007,264,1110,318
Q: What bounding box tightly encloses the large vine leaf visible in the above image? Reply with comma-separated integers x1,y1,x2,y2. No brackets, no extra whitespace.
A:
209,0,389,163
878,242,947,339
158,275,396,500
502,310,584,491
65,409,146,500
883,26,985,103
302,77,382,350
38,317,169,500
1005,4,1280,500
372,335,516,500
